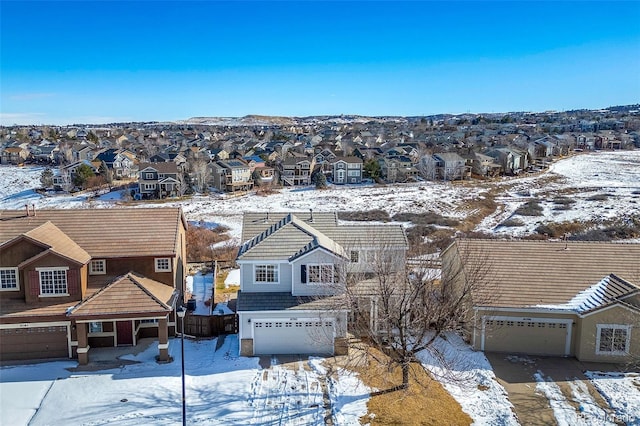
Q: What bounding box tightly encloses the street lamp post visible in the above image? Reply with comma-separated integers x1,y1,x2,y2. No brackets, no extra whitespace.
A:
176,307,186,426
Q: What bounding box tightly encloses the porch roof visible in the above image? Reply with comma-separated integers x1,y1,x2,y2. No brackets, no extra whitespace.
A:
68,272,176,319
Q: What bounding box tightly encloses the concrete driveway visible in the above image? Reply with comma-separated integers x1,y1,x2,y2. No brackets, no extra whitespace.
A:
486,353,624,425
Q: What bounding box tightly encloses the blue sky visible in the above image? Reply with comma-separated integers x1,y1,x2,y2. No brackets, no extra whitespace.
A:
1,1,639,125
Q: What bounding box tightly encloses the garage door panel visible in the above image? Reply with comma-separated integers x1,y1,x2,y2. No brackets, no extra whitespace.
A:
253,320,334,355
1,326,68,360
483,319,569,356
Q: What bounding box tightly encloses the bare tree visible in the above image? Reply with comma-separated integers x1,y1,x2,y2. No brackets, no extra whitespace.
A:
330,237,494,390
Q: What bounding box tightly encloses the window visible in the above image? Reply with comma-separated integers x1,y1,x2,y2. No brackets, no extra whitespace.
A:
155,258,171,272
144,183,156,191
140,319,158,324
596,325,631,355
348,170,359,177
89,259,106,275
255,264,278,283
0,267,19,290
308,264,334,284
39,268,68,296
350,251,359,263
89,322,103,333
145,172,154,179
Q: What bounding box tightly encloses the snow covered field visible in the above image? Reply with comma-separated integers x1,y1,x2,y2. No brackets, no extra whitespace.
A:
2,150,639,243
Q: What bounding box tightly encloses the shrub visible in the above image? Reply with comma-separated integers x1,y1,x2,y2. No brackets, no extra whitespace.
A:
500,218,524,227
186,222,231,262
338,210,391,222
552,196,575,205
587,193,611,201
514,200,543,216
392,212,460,227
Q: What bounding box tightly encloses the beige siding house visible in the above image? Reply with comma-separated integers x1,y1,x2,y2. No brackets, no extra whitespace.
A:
443,239,640,363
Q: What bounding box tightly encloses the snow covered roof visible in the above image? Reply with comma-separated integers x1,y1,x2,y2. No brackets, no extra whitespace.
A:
534,274,640,314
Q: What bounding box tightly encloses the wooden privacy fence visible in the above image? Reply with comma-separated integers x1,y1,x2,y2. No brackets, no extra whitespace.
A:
184,313,238,337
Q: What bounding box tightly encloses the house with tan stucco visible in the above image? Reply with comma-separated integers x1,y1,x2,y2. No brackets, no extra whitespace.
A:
0,207,187,365
443,239,640,363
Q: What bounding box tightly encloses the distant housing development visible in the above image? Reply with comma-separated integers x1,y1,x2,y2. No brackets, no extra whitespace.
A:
1,107,638,199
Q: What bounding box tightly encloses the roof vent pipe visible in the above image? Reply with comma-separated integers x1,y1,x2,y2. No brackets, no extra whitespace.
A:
309,208,314,223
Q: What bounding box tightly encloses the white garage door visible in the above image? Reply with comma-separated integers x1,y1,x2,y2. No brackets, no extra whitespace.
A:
253,319,334,355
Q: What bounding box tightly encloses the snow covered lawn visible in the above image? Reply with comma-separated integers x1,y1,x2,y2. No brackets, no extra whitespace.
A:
1,336,370,426
417,333,519,425
585,371,640,425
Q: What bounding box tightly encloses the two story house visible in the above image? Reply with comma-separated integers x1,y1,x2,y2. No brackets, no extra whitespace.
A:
95,148,137,179
138,162,182,199
236,211,408,356
0,208,187,365
279,157,315,186
432,152,469,181
209,159,254,192
330,157,363,185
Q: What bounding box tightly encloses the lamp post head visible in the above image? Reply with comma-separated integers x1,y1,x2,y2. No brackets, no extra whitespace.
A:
177,306,186,319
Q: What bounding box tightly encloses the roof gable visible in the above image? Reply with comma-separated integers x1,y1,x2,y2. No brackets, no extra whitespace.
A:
69,272,175,317
10,222,91,267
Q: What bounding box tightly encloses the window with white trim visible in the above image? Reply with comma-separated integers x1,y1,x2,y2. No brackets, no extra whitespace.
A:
596,324,631,355
89,259,106,275
144,183,156,191
145,172,155,179
89,322,103,333
0,267,19,290
255,264,278,283
39,268,68,295
155,258,171,272
308,264,334,284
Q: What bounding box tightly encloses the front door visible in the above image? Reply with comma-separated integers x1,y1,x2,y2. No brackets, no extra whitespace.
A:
116,321,133,346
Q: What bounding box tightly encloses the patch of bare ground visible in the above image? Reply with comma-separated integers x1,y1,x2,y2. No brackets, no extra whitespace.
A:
214,269,238,303
457,189,499,233
333,346,472,425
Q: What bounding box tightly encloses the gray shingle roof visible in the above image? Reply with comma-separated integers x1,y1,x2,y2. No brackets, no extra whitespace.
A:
236,291,346,311
239,212,408,259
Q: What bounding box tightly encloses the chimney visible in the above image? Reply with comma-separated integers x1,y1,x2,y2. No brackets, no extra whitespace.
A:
31,204,36,217
25,204,30,217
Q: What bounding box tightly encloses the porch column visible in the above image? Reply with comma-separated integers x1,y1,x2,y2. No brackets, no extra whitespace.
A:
158,317,169,362
76,322,90,365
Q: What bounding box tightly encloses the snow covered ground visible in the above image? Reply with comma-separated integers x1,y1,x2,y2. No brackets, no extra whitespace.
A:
534,371,615,426
585,371,640,426
417,333,519,426
1,336,370,426
2,150,639,243
477,150,640,236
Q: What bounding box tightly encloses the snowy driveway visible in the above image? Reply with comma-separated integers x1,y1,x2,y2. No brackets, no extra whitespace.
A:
487,353,640,426
1,335,369,426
